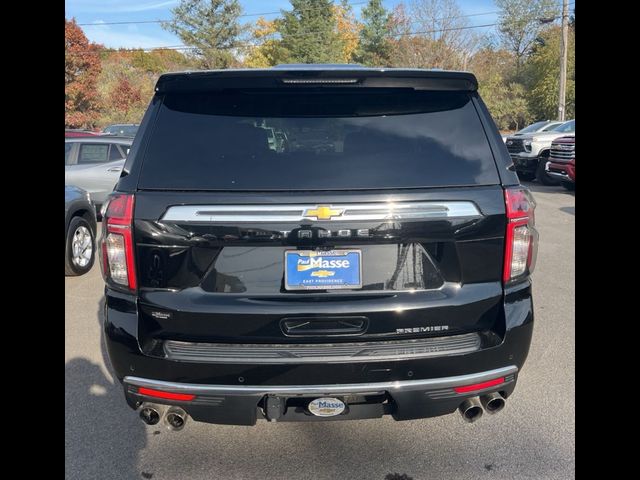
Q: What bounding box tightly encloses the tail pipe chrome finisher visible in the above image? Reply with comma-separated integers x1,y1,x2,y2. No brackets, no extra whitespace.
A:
458,397,484,423
480,392,506,414
139,403,162,425
165,407,188,431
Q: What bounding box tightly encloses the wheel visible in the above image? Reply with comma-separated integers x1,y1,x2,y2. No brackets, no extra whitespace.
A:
65,216,96,276
535,153,559,185
561,181,575,191
517,172,535,182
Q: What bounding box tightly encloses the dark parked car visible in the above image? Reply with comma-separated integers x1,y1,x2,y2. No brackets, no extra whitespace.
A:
65,185,97,276
546,136,575,191
100,66,538,430
65,136,133,213
102,124,139,138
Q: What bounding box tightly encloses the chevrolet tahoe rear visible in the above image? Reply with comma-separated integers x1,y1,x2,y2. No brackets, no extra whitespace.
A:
100,66,538,429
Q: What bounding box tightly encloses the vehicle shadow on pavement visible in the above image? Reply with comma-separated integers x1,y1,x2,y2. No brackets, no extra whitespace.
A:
64,299,147,480
135,415,566,480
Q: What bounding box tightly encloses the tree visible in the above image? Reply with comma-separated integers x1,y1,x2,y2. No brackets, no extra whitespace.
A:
495,0,558,68
128,48,197,73
95,49,195,127
333,0,361,63
388,0,479,70
162,0,245,69
355,0,391,66
524,25,575,120
109,77,143,121
279,0,343,63
244,17,288,67
470,47,530,130
65,18,102,128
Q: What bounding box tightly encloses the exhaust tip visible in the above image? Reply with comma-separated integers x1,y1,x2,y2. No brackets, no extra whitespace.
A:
480,392,506,414
459,397,483,423
165,407,187,431
139,406,161,425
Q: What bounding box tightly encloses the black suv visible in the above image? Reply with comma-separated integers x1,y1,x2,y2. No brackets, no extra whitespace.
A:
100,66,538,429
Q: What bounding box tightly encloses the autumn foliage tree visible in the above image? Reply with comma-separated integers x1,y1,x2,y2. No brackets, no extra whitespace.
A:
65,18,102,128
388,0,477,70
333,0,361,63
96,49,195,127
109,77,142,121
244,17,286,67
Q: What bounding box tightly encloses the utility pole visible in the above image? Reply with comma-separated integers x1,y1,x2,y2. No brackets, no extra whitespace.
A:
557,0,569,121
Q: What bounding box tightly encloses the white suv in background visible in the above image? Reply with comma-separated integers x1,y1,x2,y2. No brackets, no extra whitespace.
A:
505,120,575,184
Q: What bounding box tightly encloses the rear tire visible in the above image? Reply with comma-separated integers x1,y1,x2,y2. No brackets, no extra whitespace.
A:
535,153,559,185
65,216,96,276
561,181,575,191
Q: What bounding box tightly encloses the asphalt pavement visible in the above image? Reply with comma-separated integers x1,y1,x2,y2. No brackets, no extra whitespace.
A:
65,182,575,480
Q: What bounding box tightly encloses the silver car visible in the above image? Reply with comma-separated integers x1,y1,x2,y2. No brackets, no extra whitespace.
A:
65,136,133,211
501,120,564,142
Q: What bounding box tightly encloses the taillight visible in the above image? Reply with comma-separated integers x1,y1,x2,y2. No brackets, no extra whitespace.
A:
100,194,136,290
503,187,538,284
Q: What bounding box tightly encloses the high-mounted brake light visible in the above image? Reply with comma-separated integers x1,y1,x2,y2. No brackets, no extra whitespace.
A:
100,194,137,290
503,187,538,283
281,78,359,84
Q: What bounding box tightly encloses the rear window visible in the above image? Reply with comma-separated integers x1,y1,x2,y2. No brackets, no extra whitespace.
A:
65,143,73,165
78,144,109,164
109,144,125,161
517,121,547,134
139,89,499,190
553,120,575,133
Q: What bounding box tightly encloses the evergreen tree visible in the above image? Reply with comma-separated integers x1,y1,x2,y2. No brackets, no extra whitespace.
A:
355,0,391,66
279,0,343,63
162,0,245,69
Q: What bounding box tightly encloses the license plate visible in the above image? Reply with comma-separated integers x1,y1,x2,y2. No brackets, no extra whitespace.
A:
284,249,362,290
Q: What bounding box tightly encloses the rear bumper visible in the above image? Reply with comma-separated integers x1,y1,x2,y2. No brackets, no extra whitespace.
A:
124,366,518,425
104,281,534,425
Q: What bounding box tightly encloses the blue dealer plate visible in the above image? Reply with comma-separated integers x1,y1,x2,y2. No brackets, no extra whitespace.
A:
284,250,362,290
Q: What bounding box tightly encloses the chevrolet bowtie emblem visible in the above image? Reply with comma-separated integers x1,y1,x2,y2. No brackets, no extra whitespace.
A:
304,205,344,220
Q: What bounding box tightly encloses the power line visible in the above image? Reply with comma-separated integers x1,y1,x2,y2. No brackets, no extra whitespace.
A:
76,0,370,26
72,1,574,53
77,22,501,54
78,9,500,27
81,16,572,53
75,1,574,27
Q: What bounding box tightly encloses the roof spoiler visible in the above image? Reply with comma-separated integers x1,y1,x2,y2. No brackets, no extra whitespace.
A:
155,68,478,93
